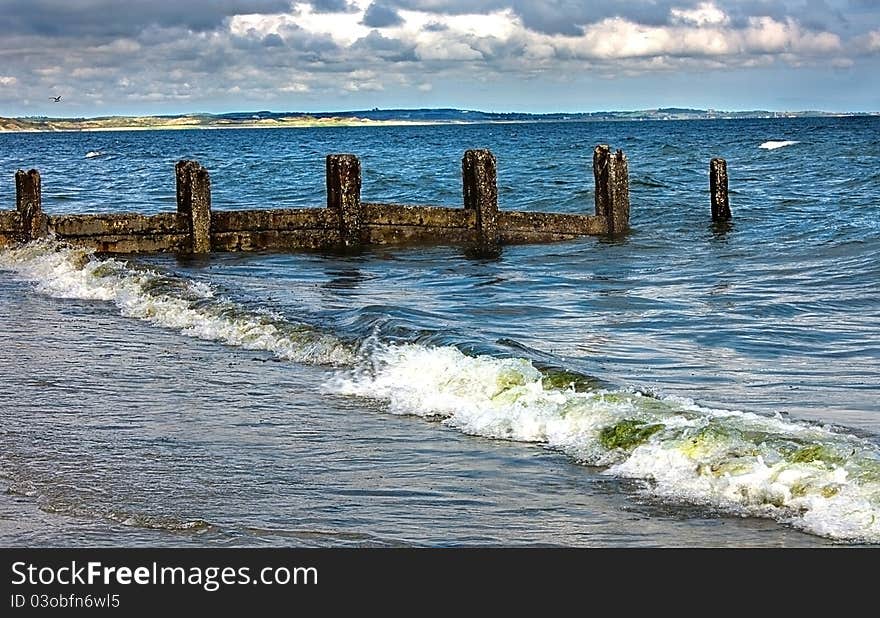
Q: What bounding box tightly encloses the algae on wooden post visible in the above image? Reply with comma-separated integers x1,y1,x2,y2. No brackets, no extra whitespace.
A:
190,166,212,254
175,160,212,253
326,154,362,248
15,169,46,241
462,149,500,257
710,158,731,221
592,145,630,234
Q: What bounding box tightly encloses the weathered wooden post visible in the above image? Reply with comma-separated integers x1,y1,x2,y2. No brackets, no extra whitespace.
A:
175,160,197,215
176,160,212,253
326,154,362,247
462,149,499,257
710,158,731,221
15,169,47,241
593,145,630,234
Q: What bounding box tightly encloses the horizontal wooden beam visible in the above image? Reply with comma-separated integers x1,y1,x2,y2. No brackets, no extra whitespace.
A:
212,208,339,233
1,205,612,253
49,212,184,237
212,229,342,252
363,225,474,246
498,211,607,240
363,203,474,229
58,233,190,254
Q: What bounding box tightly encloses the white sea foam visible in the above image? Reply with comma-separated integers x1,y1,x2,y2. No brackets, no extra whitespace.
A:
0,240,353,365
760,140,800,150
3,239,880,542
329,342,880,542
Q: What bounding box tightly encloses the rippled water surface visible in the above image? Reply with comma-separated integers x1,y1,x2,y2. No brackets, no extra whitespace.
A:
1,118,878,546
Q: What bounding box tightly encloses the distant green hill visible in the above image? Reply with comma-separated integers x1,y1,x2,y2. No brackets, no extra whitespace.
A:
1,108,875,132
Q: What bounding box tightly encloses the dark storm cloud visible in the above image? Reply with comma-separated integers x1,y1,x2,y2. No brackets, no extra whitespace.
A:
352,30,418,61
230,22,341,56
362,3,405,28
262,33,285,48
308,0,359,12
0,0,291,38
514,0,679,34
273,25,341,55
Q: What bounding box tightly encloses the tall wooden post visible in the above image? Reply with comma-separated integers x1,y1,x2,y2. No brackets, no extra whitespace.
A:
175,160,197,216
462,149,499,257
176,160,212,253
593,145,630,235
15,169,46,241
326,154,362,247
593,146,610,222
710,158,731,221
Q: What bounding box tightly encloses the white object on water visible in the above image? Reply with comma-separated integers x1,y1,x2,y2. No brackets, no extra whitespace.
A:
760,140,799,150
85,150,104,158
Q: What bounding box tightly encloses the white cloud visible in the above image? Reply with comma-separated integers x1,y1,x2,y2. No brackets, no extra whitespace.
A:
291,4,370,45
860,29,880,53
415,37,482,60
0,76,17,86
280,82,311,93
434,9,519,39
742,17,840,55
71,67,108,78
218,5,852,100
1,1,873,113
670,2,729,27
230,3,372,46
343,79,384,92
229,13,300,38
341,69,385,92
230,5,844,66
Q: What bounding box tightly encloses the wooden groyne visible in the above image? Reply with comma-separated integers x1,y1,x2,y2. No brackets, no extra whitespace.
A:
1,146,729,256
710,158,732,222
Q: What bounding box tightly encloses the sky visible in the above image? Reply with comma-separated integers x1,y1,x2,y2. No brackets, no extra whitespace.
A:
0,0,878,116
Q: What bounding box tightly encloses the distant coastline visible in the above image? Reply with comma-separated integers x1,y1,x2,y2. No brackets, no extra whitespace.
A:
1,107,877,133
0,115,443,133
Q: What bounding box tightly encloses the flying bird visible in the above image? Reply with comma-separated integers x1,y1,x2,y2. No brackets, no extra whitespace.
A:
50,95,62,102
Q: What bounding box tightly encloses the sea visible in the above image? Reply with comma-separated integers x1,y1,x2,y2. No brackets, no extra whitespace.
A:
0,117,878,547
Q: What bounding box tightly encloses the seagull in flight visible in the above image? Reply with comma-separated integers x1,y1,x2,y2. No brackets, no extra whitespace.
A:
50,95,62,102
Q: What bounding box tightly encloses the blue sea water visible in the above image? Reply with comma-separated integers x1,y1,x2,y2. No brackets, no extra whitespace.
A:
0,117,878,546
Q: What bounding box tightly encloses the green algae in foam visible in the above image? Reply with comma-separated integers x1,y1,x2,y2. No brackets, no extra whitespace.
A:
599,419,664,451
540,369,601,392
788,444,845,466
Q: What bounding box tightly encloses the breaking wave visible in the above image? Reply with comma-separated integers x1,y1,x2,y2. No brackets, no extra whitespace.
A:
760,140,800,150
0,240,353,366
328,344,880,542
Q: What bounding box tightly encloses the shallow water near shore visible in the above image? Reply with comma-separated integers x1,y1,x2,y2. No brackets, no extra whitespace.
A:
1,117,878,546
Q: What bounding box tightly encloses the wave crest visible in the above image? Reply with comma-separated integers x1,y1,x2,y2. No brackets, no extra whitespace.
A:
760,140,800,150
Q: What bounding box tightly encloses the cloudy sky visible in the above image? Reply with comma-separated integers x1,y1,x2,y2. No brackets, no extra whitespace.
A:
0,0,878,116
